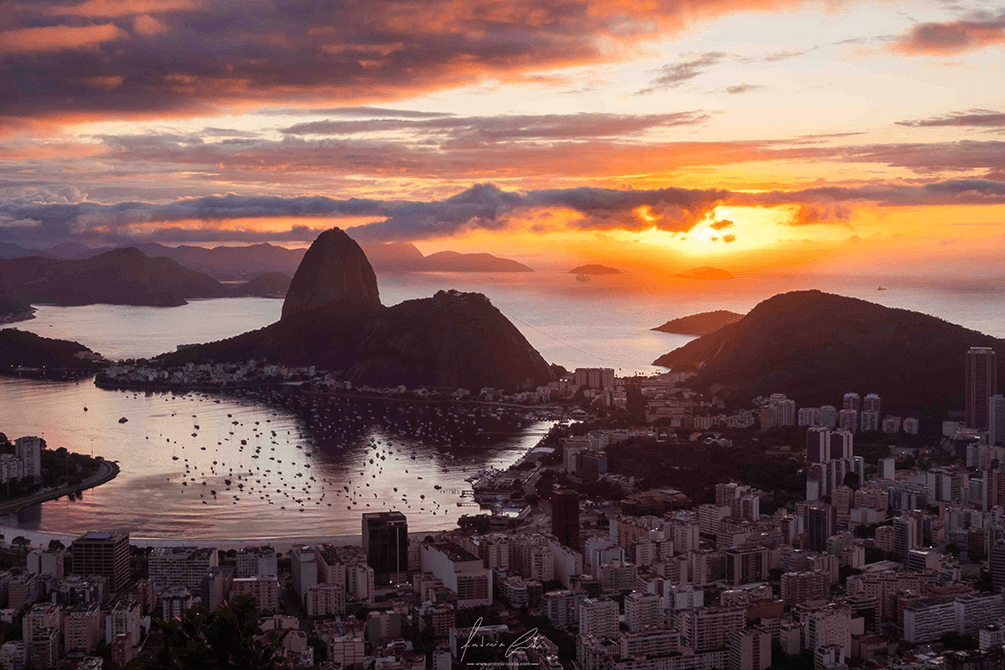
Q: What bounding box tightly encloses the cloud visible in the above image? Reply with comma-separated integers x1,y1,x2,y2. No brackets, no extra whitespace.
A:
761,47,816,62
721,233,736,242
0,24,127,55
7,178,1005,249
725,83,760,94
709,219,734,230
636,52,728,94
279,111,710,140
789,203,853,225
0,0,813,129
892,14,1005,55
263,107,456,119
897,109,1005,128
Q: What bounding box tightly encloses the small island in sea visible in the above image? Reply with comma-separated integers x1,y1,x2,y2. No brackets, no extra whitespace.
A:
651,310,744,335
672,266,734,280
568,264,621,275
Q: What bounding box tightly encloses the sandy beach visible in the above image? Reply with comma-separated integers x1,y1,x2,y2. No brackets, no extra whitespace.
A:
0,526,446,555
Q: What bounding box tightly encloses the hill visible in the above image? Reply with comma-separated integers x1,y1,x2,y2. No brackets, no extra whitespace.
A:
159,229,552,390
422,251,532,272
0,277,34,323
132,243,307,280
569,264,621,275
673,266,734,280
652,290,1004,424
652,310,744,335
0,329,106,373
0,248,228,307
230,272,292,298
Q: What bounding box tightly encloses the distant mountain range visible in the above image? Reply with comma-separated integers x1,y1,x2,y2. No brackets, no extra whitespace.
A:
0,249,297,307
569,264,621,275
652,310,744,335
0,248,229,307
160,229,553,390
2,240,532,279
653,290,1004,424
673,266,734,280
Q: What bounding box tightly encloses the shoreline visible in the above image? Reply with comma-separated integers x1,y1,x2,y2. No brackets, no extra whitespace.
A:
0,460,120,517
0,527,448,555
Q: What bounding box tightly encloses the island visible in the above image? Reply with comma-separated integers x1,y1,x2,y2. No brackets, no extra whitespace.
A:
651,310,744,335
672,266,734,280
568,264,621,275
362,242,533,273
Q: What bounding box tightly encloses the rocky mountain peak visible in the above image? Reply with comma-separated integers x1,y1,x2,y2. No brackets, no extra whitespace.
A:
281,228,381,320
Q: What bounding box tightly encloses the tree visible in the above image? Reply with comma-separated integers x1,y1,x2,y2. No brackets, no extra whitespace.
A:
48,539,65,552
11,536,30,552
142,595,280,670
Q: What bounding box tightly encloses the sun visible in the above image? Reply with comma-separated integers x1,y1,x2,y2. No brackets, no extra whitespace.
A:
691,226,715,242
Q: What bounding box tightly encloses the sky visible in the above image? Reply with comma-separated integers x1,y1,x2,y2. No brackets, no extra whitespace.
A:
2,0,1005,277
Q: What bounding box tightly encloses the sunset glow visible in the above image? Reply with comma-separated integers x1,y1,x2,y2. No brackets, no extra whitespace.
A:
2,0,1004,279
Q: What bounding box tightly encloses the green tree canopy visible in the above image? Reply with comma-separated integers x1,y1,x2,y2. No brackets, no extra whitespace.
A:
142,596,280,670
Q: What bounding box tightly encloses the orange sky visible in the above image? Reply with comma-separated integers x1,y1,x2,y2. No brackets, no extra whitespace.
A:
2,0,1004,279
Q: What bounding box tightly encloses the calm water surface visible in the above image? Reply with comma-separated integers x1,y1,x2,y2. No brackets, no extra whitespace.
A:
5,272,1004,539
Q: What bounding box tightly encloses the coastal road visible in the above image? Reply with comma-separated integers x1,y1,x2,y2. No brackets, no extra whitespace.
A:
0,459,120,517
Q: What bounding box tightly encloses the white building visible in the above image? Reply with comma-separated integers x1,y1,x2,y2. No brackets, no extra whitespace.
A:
291,546,318,600
578,597,619,638
421,543,492,608
14,437,42,481
235,546,278,578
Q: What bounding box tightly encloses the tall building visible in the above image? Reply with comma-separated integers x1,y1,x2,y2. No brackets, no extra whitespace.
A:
864,393,881,413
842,393,860,411
574,368,615,389
893,516,918,559
806,504,836,553
819,405,837,429
838,409,859,433
291,546,318,599
991,395,1005,446
860,410,880,432
991,540,1005,594
623,592,661,633
550,489,580,551
806,427,830,463
729,628,771,670
680,606,746,652
148,546,218,592
14,436,42,481
361,512,408,585
70,531,130,591
966,347,998,430
578,597,619,638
